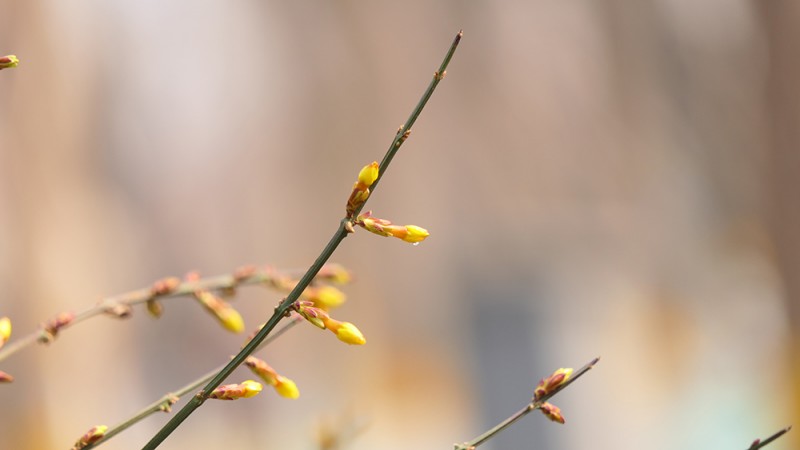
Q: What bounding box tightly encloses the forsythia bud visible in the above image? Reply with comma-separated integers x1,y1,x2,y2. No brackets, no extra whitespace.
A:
304,285,346,310
534,368,573,401
41,311,75,342
539,402,565,424
193,289,245,333
358,161,379,187
71,425,108,450
356,212,429,244
346,162,380,217
146,298,163,318
316,263,352,285
209,380,263,400
274,376,300,399
0,317,11,348
0,370,13,383
322,316,366,345
0,55,19,70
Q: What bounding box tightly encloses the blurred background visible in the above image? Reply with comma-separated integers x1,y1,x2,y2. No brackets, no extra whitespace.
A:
1,1,798,449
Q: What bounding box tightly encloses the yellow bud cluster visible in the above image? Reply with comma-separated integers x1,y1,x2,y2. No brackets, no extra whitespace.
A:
208,380,263,400
71,425,108,450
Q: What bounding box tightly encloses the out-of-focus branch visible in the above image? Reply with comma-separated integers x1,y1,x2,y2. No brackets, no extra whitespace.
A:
0,264,346,363
747,426,792,450
81,317,302,449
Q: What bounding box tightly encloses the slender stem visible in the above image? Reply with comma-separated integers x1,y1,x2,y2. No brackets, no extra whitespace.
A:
0,266,309,363
350,30,462,220
455,357,600,450
142,31,463,449
81,318,301,449
748,426,792,450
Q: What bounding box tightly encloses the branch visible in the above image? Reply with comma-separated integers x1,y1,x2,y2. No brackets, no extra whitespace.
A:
0,265,322,363
141,30,463,449
454,357,600,450
747,426,792,450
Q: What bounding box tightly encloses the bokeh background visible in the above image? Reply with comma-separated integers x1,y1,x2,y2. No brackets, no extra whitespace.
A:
1,1,799,449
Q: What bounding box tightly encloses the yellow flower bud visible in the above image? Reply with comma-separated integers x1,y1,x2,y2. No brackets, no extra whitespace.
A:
72,425,108,450
400,225,429,243
358,162,380,187
0,317,11,346
0,55,19,70
146,299,163,318
274,376,300,399
210,380,263,400
305,285,346,310
218,306,245,333
241,379,263,398
334,321,366,345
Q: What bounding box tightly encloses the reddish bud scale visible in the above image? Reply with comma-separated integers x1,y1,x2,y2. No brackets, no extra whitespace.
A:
0,370,13,382
539,402,565,424
71,425,108,450
150,277,180,296
41,311,75,341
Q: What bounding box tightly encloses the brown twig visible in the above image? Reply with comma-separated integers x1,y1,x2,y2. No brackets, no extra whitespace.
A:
747,426,792,450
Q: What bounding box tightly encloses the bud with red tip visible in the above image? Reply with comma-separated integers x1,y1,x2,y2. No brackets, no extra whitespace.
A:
71,425,108,450
208,380,263,400
539,402,565,424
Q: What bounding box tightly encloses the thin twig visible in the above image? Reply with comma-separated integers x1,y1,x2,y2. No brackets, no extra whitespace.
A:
747,426,792,450
81,317,302,449
142,30,463,449
455,357,600,450
0,266,308,363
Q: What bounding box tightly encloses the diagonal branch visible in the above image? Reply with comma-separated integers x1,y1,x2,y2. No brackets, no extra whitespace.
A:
141,30,463,449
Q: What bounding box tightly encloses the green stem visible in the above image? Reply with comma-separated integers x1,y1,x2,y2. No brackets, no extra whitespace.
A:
142,31,463,449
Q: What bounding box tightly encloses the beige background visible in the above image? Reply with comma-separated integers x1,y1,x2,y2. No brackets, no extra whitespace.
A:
1,1,798,449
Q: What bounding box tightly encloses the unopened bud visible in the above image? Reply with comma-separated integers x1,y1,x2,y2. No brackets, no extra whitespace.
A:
0,55,19,70
0,370,13,383
209,380,263,400
304,285,346,310
534,368,573,401
146,299,163,318
71,425,108,450
150,277,181,296
0,317,11,347
539,402,565,424
358,161,379,187
41,311,75,342
316,264,352,284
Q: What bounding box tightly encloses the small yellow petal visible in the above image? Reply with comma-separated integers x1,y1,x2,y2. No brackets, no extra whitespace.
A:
218,307,245,333
241,380,263,398
274,376,300,399
0,317,11,344
310,285,346,310
335,322,366,345
402,225,429,243
357,162,379,187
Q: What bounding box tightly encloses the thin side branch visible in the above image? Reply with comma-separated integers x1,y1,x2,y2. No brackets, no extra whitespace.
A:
455,357,600,450
0,265,310,363
81,317,301,449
